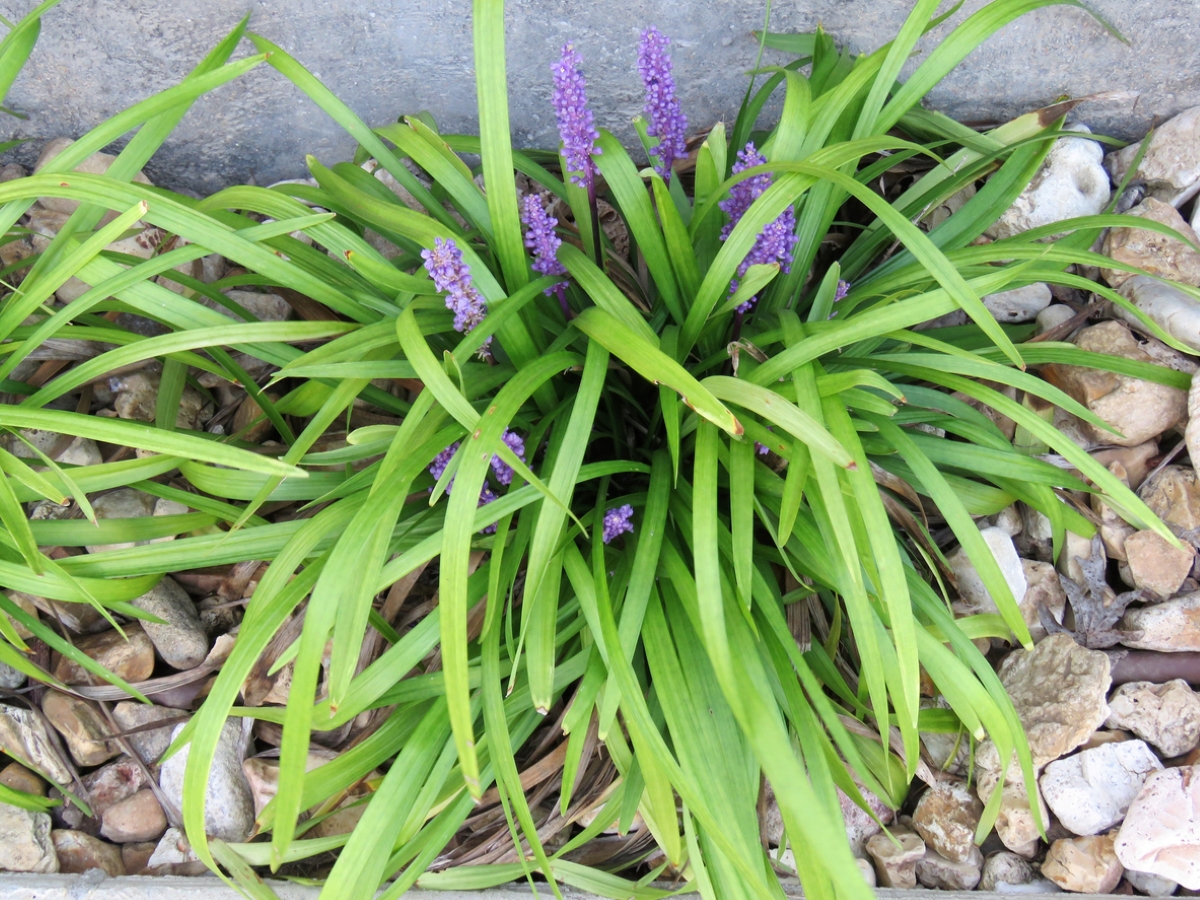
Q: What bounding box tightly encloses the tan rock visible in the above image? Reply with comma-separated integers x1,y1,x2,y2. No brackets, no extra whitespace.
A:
977,766,1048,857
144,826,207,877
50,829,124,876
1103,198,1200,289
1141,467,1200,535
1125,530,1196,598
1116,766,1200,889
866,827,926,888
980,851,1036,890
0,803,57,873
82,756,152,816
911,779,983,863
1044,322,1187,448
1107,680,1200,758
1042,833,1123,893
100,789,167,843
121,841,156,876
0,591,38,641
1093,464,1138,561
915,845,983,890
42,691,121,767
0,705,71,785
1022,560,1067,643
1092,441,1159,491
1120,592,1200,652
51,625,155,685
0,763,45,798
978,635,1113,772
109,371,211,432
308,801,367,838
33,138,152,221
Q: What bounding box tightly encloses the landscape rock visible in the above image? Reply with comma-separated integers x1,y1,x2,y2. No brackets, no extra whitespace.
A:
0,803,57,873
1189,373,1200,492
33,138,153,220
1141,467,1200,536
915,845,983,890
985,283,1053,323
856,857,876,887
82,757,152,816
131,576,209,670
1107,107,1200,205
948,526,1028,615
145,827,206,877
1039,740,1163,835
159,717,253,842
205,289,291,322
0,763,45,797
1121,593,1200,652
866,827,926,888
1103,198,1200,289
121,841,156,876
110,702,186,765
0,660,25,689
242,752,329,818
912,779,983,863
41,691,120,767
1116,766,1200,889
1125,530,1196,599
1037,304,1079,335
1022,560,1068,643
84,488,156,554
100,789,167,843
1044,321,1187,448
51,624,155,685
978,634,1113,772
981,851,1036,891
1042,833,1124,893
1117,276,1200,352
109,370,211,431
25,591,108,635
978,768,1048,857
986,131,1110,241
1092,442,1160,491
0,704,71,785
6,429,101,468
1125,868,1179,896
1106,680,1200,757
51,829,123,876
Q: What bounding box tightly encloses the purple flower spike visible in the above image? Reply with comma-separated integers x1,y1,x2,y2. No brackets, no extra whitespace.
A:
835,279,850,301
638,26,687,180
490,429,527,486
719,142,798,314
478,486,500,534
602,504,635,544
552,42,601,188
421,237,491,351
429,442,460,491
521,195,568,294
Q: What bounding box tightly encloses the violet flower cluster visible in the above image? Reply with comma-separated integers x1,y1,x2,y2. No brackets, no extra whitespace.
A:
428,429,527,534
836,279,851,301
421,237,491,355
602,504,635,544
638,26,687,180
718,142,798,313
521,195,568,297
551,42,601,188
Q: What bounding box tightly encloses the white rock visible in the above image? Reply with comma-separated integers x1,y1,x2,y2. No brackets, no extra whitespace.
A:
866,827,925,888
1116,766,1200,889
994,879,1064,893
1107,107,1200,205
984,283,1053,323
1116,276,1200,352
911,779,983,862
948,526,1028,614
1039,740,1163,835
1036,304,1079,335
1188,372,1200,489
0,803,57,872
159,718,254,842
1125,868,1179,896
915,845,983,890
1122,593,1200,652
987,130,1111,241
7,429,102,469
1106,680,1200,758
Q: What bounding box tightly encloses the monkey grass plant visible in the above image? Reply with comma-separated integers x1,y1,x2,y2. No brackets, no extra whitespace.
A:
0,0,1194,898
